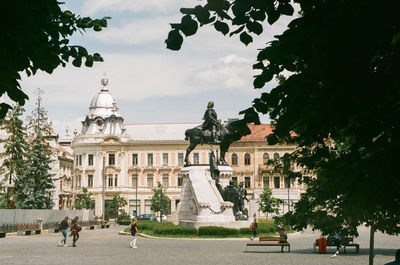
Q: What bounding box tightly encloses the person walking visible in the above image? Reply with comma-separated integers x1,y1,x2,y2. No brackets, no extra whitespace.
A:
58,217,69,247
70,216,81,247
129,217,139,248
251,216,258,240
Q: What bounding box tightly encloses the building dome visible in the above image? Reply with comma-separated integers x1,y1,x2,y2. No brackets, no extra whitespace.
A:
80,77,125,135
88,87,121,118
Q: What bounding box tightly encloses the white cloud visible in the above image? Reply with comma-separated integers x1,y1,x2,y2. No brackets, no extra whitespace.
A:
81,0,195,16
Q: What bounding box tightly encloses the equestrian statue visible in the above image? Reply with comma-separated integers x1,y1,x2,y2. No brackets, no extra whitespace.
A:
184,101,247,166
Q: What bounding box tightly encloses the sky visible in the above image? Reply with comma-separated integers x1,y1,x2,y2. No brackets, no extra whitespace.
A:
15,0,295,137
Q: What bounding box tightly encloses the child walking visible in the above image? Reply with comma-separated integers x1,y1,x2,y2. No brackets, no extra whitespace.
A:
70,216,81,247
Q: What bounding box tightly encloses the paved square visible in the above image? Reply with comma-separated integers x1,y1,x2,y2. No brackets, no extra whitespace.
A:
0,225,399,264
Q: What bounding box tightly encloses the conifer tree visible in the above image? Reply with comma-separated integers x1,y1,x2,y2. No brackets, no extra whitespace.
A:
0,105,29,208
14,90,55,209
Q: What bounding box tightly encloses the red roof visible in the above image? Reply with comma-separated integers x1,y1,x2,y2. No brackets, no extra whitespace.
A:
240,124,274,142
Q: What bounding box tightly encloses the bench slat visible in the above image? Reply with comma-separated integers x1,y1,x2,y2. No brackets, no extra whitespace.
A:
247,243,290,246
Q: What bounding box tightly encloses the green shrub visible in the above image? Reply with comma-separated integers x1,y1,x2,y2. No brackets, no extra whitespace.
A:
198,226,240,237
153,225,197,235
240,227,253,235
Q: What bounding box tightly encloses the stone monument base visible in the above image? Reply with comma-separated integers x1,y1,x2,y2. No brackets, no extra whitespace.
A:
176,165,242,229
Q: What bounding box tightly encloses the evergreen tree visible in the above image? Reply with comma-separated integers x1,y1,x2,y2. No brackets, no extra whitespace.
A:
14,137,55,209
0,105,29,208
14,91,55,209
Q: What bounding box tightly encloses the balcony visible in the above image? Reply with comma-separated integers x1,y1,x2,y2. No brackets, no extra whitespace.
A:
272,188,300,200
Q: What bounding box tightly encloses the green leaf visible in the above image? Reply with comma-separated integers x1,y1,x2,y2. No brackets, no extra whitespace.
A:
194,5,211,24
250,10,266,21
165,29,183,51
278,3,294,16
181,15,198,36
239,31,253,46
267,10,280,25
85,55,93,67
214,20,229,35
93,25,102,31
72,57,82,67
246,21,263,35
253,61,264,70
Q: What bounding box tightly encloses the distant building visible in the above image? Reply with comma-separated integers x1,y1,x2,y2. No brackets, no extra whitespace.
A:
72,78,305,218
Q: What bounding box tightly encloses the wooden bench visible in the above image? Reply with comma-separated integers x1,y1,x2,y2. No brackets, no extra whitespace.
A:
246,236,290,252
313,237,359,253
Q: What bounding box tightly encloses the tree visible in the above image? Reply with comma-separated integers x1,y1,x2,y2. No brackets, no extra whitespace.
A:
167,1,400,263
73,187,95,210
258,186,282,218
14,95,55,209
0,105,29,208
0,1,110,119
105,192,127,220
151,182,171,215
14,137,55,209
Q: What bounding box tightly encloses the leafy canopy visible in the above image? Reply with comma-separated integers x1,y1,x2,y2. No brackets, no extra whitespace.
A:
167,0,400,236
73,187,95,210
0,1,110,118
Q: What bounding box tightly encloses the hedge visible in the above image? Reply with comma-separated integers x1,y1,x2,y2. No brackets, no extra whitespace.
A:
198,226,240,237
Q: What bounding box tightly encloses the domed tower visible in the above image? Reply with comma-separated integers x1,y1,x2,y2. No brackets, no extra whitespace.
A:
81,77,125,135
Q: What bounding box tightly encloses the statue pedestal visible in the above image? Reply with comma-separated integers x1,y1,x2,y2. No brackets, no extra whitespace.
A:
177,165,247,228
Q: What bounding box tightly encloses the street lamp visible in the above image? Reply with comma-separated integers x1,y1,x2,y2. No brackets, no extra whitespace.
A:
102,157,106,221
135,167,138,217
160,183,163,223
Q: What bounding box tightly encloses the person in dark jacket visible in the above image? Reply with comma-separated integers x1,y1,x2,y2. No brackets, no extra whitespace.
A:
70,216,81,247
384,249,400,265
251,217,258,240
129,217,140,248
279,227,288,252
58,217,69,247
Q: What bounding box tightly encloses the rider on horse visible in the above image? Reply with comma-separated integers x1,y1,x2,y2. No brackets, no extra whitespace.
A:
202,101,221,143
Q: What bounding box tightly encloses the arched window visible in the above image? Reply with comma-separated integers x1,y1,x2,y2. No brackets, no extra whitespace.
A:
263,153,269,165
273,152,280,163
244,153,251,165
231,153,238,165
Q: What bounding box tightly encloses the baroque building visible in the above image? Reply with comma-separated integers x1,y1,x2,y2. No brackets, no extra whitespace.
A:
72,78,305,218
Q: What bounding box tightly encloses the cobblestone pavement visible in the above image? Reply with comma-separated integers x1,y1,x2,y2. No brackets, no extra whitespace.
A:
0,225,399,265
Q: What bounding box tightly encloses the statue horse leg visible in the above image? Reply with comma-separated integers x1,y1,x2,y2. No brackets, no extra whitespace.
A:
184,138,199,165
219,141,230,165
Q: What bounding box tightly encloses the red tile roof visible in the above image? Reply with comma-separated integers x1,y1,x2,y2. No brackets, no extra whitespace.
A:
240,124,274,142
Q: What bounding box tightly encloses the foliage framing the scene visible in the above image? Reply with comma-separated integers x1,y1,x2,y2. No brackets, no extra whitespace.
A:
0,1,110,118
166,0,400,237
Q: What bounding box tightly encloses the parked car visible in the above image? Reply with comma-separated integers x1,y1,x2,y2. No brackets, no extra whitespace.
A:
136,214,156,221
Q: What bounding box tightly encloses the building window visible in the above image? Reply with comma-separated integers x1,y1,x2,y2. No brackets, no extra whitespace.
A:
132,154,138,165
145,199,152,214
108,175,113,187
147,174,153,187
162,174,169,187
162,153,168,165
88,154,94,166
231,153,238,165
244,176,251,188
274,176,280,189
263,153,269,165
232,176,238,185
273,153,280,163
284,177,291,188
193,153,199,164
79,155,82,166
109,154,115,165
75,156,78,166
147,153,153,166
178,177,183,187
132,174,138,187
114,174,118,187
60,180,63,190
88,175,93,187
129,200,140,216
263,176,270,188
178,153,184,165
244,153,251,165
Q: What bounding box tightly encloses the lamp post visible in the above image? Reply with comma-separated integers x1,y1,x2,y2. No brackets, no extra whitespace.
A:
160,184,163,223
135,167,138,217
102,157,105,221
287,179,290,212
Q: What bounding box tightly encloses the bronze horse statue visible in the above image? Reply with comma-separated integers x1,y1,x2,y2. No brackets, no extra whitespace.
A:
184,120,247,165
